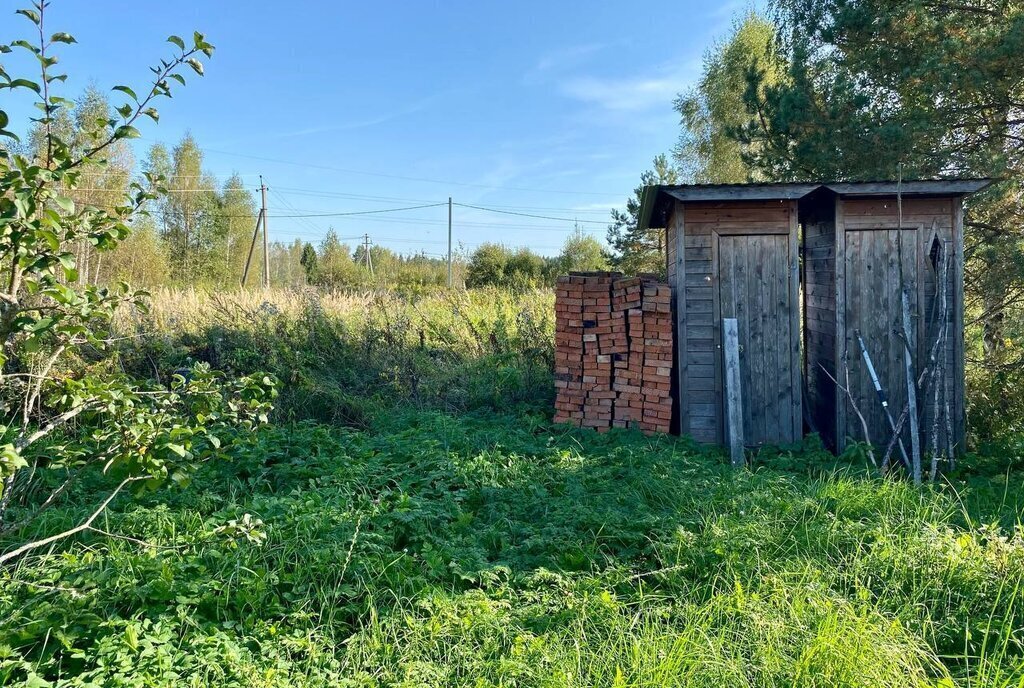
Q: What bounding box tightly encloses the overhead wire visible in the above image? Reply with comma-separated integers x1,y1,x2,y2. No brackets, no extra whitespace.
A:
452,202,607,224
180,145,624,197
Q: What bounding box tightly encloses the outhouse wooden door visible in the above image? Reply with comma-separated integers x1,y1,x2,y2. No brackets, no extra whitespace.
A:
716,232,801,445
840,227,920,451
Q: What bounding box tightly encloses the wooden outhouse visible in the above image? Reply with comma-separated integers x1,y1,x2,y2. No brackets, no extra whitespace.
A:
640,185,812,446
800,180,990,455
639,179,991,454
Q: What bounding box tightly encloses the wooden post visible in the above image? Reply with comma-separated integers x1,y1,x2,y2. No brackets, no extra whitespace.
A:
952,200,965,454
260,179,270,288
723,317,744,467
673,206,687,436
901,287,922,483
241,208,264,288
447,197,453,288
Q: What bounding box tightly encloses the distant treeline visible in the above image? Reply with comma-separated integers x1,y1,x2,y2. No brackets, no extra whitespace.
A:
4,85,619,292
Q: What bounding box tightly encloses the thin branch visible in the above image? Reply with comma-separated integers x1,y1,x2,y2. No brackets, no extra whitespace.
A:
0,475,144,566
16,402,92,451
819,361,877,467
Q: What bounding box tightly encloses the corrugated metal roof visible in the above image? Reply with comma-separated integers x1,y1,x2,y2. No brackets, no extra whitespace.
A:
639,178,995,229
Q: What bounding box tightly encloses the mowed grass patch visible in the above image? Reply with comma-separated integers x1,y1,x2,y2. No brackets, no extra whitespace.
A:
1,410,1022,686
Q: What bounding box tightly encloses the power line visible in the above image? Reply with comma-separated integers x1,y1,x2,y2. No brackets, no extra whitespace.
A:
452,202,607,224
268,185,619,214
192,146,624,197
271,202,446,218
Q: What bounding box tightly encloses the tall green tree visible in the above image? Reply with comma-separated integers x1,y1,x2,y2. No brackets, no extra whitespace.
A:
216,173,258,283
557,227,608,274
162,133,219,280
300,241,318,283
606,154,678,277
744,0,1024,362
315,229,359,287
674,11,783,183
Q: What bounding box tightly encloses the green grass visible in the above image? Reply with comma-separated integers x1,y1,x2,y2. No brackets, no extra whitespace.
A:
2,408,1023,686
2,288,1022,686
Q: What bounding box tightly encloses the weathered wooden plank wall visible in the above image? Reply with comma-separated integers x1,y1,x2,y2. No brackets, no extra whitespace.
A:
802,195,838,446
834,197,960,454
671,199,800,445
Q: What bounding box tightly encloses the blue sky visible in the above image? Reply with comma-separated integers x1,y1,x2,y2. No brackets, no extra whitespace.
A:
3,0,748,256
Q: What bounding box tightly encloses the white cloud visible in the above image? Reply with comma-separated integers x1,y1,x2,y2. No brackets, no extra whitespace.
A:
531,43,609,76
558,59,699,113
271,92,445,140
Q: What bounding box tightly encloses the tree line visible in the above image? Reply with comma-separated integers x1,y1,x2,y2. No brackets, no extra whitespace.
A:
4,85,613,293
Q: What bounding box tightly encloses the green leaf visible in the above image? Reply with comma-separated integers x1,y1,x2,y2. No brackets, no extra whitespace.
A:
0,444,28,477
142,107,159,123
166,443,188,457
15,8,40,24
123,624,138,652
11,39,39,54
38,229,59,251
167,35,185,50
51,195,75,213
112,85,138,102
116,103,133,119
185,58,204,76
9,78,41,94
50,32,76,44
113,125,141,140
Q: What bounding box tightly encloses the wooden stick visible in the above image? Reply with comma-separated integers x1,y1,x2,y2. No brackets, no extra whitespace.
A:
819,360,877,467
723,318,744,468
929,240,949,481
855,331,911,469
901,286,922,484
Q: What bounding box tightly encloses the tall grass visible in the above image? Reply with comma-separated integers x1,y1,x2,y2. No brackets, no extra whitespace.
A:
111,286,555,423
0,288,1021,686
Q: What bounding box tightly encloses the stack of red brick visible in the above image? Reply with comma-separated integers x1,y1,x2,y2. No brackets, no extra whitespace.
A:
554,272,673,433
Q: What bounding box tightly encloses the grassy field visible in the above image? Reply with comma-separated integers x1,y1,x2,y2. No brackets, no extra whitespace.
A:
1,288,1023,687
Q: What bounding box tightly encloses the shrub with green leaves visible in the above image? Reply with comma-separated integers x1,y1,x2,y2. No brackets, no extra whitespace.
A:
0,3,275,564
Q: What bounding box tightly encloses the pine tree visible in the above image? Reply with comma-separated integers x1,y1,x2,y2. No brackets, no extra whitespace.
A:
606,155,678,277
300,242,318,284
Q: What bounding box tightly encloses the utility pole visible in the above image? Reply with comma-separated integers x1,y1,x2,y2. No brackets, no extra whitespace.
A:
241,202,264,288
260,177,270,288
240,177,268,286
363,233,374,276
447,196,453,288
